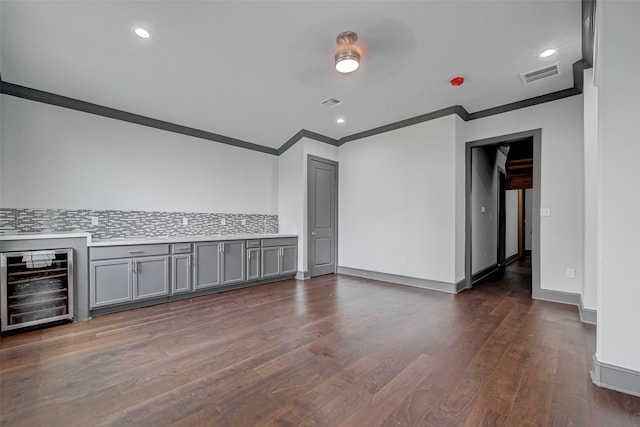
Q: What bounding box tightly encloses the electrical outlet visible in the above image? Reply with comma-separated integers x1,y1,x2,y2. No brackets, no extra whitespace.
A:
182,217,188,226
566,268,575,279
241,219,247,226
540,208,551,217
90,216,99,226
220,218,226,225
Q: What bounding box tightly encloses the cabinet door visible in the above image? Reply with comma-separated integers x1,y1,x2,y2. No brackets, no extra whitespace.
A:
194,243,221,289
221,241,246,285
247,248,261,280
281,246,298,275
171,254,192,294
261,247,281,278
90,259,132,308
134,256,169,300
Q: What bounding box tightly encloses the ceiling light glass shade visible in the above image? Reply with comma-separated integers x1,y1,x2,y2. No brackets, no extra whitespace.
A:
540,48,556,58
134,27,151,39
335,50,360,73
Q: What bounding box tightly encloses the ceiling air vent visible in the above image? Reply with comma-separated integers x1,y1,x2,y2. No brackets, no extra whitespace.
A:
321,97,342,107
520,63,560,84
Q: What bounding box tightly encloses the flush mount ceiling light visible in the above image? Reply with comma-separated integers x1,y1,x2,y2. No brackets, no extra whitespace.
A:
335,31,361,74
540,48,556,58
336,118,345,124
134,27,151,39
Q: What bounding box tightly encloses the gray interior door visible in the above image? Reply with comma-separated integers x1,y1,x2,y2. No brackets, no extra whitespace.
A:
308,156,338,277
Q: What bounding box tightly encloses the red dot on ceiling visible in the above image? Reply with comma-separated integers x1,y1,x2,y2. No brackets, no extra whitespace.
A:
450,76,465,86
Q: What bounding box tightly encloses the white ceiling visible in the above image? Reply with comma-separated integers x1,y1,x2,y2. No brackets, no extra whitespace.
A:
0,1,582,149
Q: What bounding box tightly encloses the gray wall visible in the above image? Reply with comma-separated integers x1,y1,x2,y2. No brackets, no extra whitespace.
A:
524,188,533,251
471,146,499,273
505,189,519,259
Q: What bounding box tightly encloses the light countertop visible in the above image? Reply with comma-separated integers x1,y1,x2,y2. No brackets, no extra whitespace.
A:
0,232,297,247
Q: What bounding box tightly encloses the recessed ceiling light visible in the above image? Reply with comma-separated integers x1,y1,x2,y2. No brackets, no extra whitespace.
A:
540,48,556,58
134,27,151,39
336,118,345,124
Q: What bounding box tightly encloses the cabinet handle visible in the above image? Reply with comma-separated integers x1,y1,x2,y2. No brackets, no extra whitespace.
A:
176,247,190,251
132,261,138,273
187,255,191,269
130,261,134,274
128,250,144,254
220,243,225,253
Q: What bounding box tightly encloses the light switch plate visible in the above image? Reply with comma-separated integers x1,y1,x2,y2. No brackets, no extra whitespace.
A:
90,216,99,226
566,268,575,279
241,219,247,226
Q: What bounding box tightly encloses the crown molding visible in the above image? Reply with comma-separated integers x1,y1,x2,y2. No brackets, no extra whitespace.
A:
0,81,278,156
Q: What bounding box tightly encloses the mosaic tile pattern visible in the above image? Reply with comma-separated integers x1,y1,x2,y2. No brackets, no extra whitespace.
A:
0,208,278,240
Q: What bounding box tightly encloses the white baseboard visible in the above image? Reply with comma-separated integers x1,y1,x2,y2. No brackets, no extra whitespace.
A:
337,266,462,294
591,354,640,397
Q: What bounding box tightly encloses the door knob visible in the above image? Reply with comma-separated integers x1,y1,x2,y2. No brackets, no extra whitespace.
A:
311,231,317,236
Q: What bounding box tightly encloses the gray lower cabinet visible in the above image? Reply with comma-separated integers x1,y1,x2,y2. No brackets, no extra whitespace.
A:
89,237,295,312
221,241,246,285
90,259,133,307
194,240,245,290
261,245,298,278
281,246,297,275
194,242,221,289
247,248,261,280
90,244,170,309
90,256,169,308
171,254,192,294
133,256,170,299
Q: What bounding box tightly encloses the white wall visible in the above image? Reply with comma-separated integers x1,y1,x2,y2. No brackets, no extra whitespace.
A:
277,137,338,273
464,96,584,296
582,68,599,311
0,96,278,213
471,146,498,273
454,116,466,281
505,190,519,259
278,141,304,267
338,116,458,284
596,1,640,371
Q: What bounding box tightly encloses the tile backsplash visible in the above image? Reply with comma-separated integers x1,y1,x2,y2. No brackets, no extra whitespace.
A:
0,208,278,240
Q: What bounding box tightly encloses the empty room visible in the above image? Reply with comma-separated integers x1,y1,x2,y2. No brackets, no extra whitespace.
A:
1,0,639,425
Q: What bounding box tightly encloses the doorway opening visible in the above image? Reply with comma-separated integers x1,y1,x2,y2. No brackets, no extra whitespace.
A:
464,129,541,295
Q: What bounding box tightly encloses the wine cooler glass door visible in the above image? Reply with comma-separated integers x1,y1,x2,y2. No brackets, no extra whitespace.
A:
1,249,74,331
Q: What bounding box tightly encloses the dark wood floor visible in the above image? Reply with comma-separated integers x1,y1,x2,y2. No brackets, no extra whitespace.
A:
1,261,639,426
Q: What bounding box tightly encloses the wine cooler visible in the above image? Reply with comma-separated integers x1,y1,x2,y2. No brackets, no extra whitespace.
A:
1,249,74,332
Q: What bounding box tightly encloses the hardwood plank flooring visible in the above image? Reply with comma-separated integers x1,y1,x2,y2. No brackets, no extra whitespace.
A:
1,260,639,426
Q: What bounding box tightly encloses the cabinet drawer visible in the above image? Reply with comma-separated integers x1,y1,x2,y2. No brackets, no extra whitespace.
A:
90,244,170,260
246,239,261,248
171,243,193,254
261,237,297,247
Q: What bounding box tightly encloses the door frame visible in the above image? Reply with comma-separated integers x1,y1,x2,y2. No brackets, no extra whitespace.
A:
307,155,339,278
497,170,506,266
465,129,541,295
